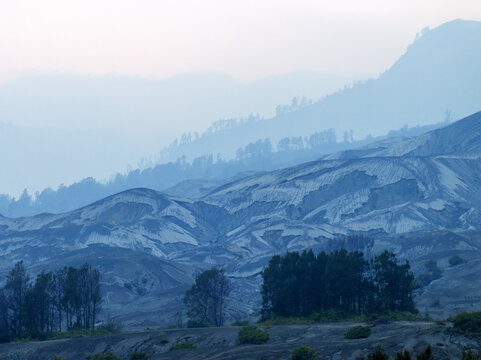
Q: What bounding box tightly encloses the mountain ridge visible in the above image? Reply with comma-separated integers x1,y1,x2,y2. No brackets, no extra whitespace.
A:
2,111,481,265
3,110,481,325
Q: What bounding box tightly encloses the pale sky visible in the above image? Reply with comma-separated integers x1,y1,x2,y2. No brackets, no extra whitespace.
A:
1,0,481,83
1,0,481,197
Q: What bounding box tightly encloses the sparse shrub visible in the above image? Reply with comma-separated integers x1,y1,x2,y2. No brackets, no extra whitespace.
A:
86,352,122,360
416,345,433,360
129,351,149,360
237,325,269,344
365,311,424,323
97,319,123,334
344,325,372,339
48,324,121,340
258,316,314,326
186,319,213,328
169,341,196,351
396,349,411,360
231,320,249,326
292,346,317,360
367,346,389,360
449,255,464,266
463,350,481,360
450,311,481,335
311,309,350,322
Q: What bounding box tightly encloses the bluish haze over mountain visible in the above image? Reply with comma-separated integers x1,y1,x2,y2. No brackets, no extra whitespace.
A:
3,111,481,325
0,71,354,196
1,19,480,218
162,20,481,162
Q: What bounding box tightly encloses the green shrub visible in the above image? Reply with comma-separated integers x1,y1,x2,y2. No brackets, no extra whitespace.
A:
367,346,389,360
129,351,149,360
86,352,122,360
450,312,481,335
169,341,196,351
231,320,249,326
344,325,372,339
416,345,434,360
463,351,481,360
396,350,411,360
449,255,465,266
237,325,269,344
291,346,317,360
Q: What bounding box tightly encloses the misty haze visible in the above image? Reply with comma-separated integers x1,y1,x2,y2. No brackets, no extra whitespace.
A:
1,2,481,360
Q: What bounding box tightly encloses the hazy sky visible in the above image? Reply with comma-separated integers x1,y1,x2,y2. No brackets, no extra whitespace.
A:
1,1,481,197
1,0,481,83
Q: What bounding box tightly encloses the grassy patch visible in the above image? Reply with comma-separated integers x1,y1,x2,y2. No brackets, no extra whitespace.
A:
186,319,213,328
86,352,122,360
448,311,481,336
259,316,315,326
259,311,426,326
50,325,121,340
17,322,123,343
238,325,269,344
169,341,197,351
344,325,371,339
231,320,249,326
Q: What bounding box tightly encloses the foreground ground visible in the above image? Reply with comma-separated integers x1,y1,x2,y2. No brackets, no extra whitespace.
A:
1,321,479,360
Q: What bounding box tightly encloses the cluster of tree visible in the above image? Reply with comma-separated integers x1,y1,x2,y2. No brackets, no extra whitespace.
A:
275,96,313,116
183,267,230,327
0,119,447,218
0,261,101,342
261,249,416,319
277,129,337,152
236,139,273,160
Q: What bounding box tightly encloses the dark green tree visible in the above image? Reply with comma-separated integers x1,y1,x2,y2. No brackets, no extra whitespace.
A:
373,250,416,312
0,262,102,341
261,247,416,320
0,290,9,342
367,346,389,360
416,345,433,360
396,349,411,360
4,261,29,338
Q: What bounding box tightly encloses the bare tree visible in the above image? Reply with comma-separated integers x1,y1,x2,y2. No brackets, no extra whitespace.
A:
183,267,231,327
